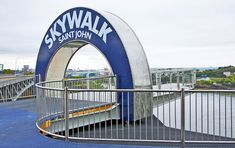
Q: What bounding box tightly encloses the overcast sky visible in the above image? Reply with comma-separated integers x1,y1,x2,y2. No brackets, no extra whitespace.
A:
0,0,235,70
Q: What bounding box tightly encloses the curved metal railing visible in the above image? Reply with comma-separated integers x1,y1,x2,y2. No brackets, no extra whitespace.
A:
35,76,235,146
36,76,118,140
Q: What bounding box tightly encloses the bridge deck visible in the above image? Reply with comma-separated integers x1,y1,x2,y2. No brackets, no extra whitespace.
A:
0,99,159,148
0,99,234,147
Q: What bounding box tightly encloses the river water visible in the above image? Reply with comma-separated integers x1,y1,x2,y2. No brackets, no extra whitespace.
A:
153,92,235,138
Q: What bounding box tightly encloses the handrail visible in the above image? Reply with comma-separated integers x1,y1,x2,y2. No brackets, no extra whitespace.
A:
35,75,116,91
36,83,235,93
35,79,235,146
66,75,116,81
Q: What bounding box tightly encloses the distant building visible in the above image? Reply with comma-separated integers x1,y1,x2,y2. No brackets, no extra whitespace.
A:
197,77,210,81
103,68,111,76
0,64,3,72
65,70,99,78
22,65,29,73
97,68,111,76
67,69,74,72
29,68,35,73
223,71,231,77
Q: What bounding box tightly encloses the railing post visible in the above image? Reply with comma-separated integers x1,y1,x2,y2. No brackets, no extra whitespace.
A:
64,87,69,141
177,72,180,90
86,73,90,89
62,79,66,88
182,72,185,86
38,74,41,83
181,88,185,148
156,72,161,89
114,75,117,88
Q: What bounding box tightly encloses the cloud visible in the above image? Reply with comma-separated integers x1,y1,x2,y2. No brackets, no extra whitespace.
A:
0,0,235,69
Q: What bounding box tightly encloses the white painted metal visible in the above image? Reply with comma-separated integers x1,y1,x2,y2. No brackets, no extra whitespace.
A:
98,11,152,89
46,44,84,81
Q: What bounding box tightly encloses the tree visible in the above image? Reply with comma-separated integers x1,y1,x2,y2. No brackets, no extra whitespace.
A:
3,69,13,74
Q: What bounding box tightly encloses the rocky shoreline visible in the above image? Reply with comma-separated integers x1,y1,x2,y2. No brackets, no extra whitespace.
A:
195,84,235,90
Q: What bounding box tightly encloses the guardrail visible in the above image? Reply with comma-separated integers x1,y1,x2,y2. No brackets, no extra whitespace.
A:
35,79,235,146
0,75,41,102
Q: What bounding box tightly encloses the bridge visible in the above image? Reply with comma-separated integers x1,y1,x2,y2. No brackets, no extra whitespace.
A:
0,75,35,102
152,68,196,90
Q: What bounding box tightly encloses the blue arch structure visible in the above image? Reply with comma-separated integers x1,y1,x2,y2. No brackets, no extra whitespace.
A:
35,7,152,121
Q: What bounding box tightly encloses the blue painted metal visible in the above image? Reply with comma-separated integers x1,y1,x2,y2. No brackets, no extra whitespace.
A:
35,7,134,121
0,101,161,148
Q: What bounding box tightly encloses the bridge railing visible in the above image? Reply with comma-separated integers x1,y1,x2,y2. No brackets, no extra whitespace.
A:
0,75,41,102
35,79,235,146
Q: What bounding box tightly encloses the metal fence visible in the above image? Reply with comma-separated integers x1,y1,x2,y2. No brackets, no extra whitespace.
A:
0,75,42,102
35,79,235,146
0,75,39,102
151,68,196,90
